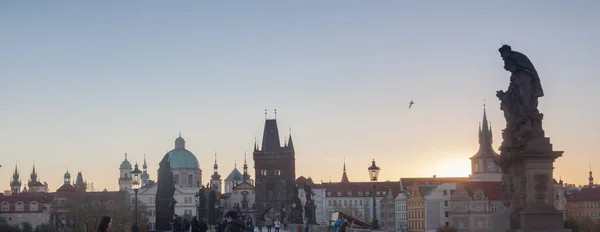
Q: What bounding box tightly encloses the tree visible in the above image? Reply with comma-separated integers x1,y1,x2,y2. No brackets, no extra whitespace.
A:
20,222,33,232
563,217,600,232
436,225,457,232
0,217,22,232
33,224,53,232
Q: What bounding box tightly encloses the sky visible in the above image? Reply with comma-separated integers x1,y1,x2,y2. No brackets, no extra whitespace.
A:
1,1,599,191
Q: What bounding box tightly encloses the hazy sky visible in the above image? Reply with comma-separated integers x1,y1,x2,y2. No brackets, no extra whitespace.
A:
1,1,599,191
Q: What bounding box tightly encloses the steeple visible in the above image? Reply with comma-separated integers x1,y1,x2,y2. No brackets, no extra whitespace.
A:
340,159,349,183
75,171,87,192
30,163,38,183
243,152,250,181
589,163,594,187
471,103,498,159
212,151,221,180
11,165,22,194
260,110,282,153
287,127,295,151
143,154,148,170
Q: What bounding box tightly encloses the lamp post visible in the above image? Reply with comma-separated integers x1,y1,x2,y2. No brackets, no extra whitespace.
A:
368,159,380,230
291,202,297,223
214,202,220,224
131,163,142,232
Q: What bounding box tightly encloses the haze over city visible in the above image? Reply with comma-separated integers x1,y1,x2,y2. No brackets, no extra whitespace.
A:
1,1,599,192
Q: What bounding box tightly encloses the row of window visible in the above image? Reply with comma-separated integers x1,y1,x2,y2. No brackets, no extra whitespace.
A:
328,199,365,207
1,201,39,212
568,202,600,208
173,174,195,186
258,169,281,176
326,191,383,197
408,220,424,229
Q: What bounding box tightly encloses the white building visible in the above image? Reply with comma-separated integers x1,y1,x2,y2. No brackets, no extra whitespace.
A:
394,192,408,232
122,135,203,231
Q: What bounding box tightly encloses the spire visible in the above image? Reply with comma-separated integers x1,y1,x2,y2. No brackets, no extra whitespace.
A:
243,151,250,181
341,159,349,183
234,160,237,169
471,102,498,159
125,153,128,160
143,154,148,170
287,127,294,151
30,163,38,183
254,136,258,151
211,151,221,180
589,163,594,187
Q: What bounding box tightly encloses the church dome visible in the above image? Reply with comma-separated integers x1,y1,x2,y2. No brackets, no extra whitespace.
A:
120,153,132,169
167,135,199,169
64,171,71,179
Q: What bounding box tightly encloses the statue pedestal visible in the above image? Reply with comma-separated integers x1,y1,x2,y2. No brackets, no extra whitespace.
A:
504,138,568,231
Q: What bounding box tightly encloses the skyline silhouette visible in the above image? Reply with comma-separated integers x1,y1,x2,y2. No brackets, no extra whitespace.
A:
1,1,599,191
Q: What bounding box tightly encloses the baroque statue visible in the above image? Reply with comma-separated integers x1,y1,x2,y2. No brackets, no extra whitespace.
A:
155,153,177,231
303,184,316,224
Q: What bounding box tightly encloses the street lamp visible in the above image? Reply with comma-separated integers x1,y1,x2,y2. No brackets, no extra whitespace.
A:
131,163,142,232
368,159,380,230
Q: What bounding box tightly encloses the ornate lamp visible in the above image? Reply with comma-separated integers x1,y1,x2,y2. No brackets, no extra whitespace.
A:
367,159,380,230
131,163,143,232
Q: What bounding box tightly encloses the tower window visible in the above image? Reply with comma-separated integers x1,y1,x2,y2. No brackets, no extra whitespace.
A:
173,175,179,184
188,174,193,186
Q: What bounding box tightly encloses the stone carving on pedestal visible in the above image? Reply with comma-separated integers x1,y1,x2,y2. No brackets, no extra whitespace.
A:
155,153,177,231
494,45,568,231
303,184,317,224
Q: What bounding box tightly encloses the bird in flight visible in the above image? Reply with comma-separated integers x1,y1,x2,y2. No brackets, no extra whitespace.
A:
409,100,414,109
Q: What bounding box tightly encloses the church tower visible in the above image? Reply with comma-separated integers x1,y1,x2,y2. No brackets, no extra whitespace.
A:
10,165,21,195
469,104,501,182
253,109,296,220
141,155,150,186
211,152,222,193
118,153,133,190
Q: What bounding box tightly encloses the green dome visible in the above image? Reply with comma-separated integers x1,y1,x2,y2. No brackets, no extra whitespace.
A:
167,148,199,169
120,159,132,169
64,172,71,179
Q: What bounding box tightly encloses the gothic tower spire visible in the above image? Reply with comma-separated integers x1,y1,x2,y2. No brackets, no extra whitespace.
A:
340,158,350,183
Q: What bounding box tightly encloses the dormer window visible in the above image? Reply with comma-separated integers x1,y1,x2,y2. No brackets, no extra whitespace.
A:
337,192,341,196
327,192,331,196
358,192,363,196
348,191,352,196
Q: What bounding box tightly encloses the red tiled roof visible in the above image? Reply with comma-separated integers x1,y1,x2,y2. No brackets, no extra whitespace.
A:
566,187,600,202
0,192,54,204
320,181,402,198
296,176,323,188
28,181,45,187
463,181,501,201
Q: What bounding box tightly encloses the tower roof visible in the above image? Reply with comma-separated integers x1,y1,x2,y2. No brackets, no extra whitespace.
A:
261,119,282,152
470,104,499,159
340,159,349,183
225,168,243,181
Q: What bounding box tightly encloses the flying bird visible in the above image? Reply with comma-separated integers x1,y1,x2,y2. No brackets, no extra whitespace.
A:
409,100,414,109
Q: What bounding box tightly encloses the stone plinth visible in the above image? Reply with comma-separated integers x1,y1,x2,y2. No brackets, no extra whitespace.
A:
498,138,569,232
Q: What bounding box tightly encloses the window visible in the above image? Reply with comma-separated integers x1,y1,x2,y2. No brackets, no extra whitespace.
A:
274,169,281,176
450,190,455,195
328,200,331,206
29,201,39,211
444,201,448,207
149,197,154,204
445,222,449,227
443,190,447,195
458,220,465,229
477,220,483,229
15,202,24,211
360,200,363,206
491,204,499,212
188,174,193,185
173,174,179,184
344,200,347,206
261,169,267,176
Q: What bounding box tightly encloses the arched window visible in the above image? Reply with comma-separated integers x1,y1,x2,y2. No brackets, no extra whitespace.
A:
1,202,9,212
29,201,39,211
15,201,24,211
